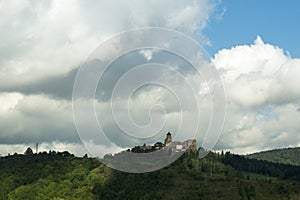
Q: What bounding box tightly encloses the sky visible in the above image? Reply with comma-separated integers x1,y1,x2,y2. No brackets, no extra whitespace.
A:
0,0,299,156
205,0,300,58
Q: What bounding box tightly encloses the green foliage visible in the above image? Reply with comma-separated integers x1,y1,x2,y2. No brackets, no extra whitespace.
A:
247,147,300,166
0,151,300,199
222,151,300,181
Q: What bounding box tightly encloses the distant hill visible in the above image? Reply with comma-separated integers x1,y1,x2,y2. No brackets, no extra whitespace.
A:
1,150,300,199
247,147,300,166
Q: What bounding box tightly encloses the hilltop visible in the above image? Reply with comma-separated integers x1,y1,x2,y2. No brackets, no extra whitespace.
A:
247,147,300,166
1,150,300,199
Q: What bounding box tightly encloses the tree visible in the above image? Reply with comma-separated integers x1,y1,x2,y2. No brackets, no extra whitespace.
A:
24,147,33,155
239,184,247,200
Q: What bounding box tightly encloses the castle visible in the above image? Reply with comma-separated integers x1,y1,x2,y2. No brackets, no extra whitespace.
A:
130,132,197,154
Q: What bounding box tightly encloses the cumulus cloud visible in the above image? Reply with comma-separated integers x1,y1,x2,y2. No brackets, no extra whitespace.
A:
0,0,222,156
2,1,298,157
0,93,78,144
213,36,300,107
213,36,300,153
75,49,216,154
0,0,218,91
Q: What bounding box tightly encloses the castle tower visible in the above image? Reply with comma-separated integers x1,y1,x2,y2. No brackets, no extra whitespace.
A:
186,139,197,153
164,132,172,146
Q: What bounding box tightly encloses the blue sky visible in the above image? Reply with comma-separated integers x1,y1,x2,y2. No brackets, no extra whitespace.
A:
205,0,300,58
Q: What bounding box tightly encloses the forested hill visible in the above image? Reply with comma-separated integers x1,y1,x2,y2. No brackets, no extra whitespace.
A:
1,150,300,199
247,147,300,166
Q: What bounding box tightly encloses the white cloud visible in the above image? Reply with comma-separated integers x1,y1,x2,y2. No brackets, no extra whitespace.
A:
0,92,23,112
0,0,223,156
0,93,77,144
0,0,218,89
3,1,299,156
213,36,300,108
214,36,289,81
213,37,300,153
1,35,299,155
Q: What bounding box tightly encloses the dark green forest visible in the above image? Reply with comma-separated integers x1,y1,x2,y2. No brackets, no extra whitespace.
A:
247,147,300,166
1,149,300,200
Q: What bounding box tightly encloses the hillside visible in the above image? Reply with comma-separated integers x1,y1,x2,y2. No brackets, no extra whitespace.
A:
0,150,300,199
247,147,300,166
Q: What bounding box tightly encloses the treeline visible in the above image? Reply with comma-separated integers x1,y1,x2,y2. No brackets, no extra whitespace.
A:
221,152,300,181
0,152,99,200
247,147,300,166
1,150,300,199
